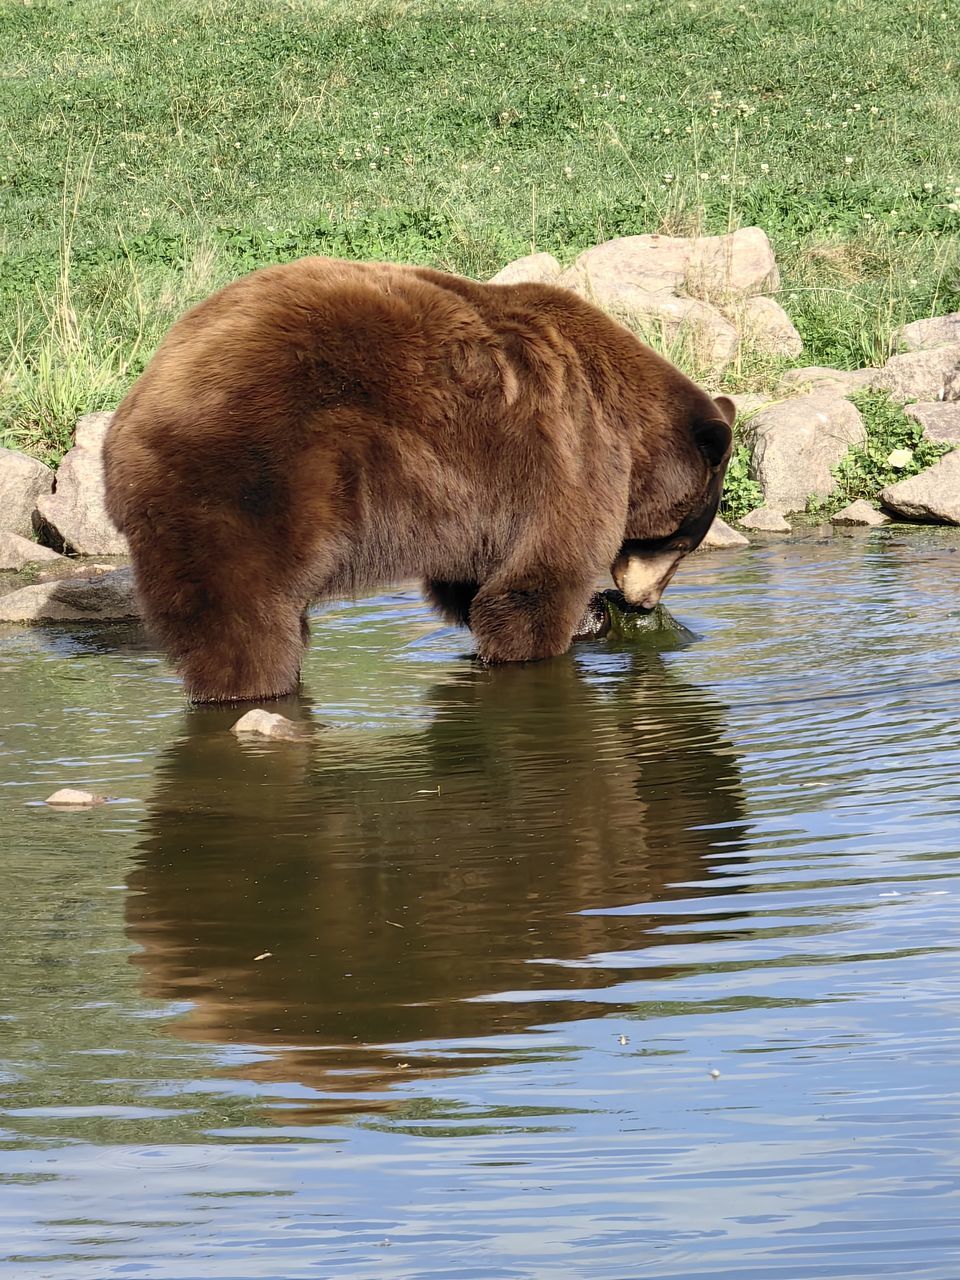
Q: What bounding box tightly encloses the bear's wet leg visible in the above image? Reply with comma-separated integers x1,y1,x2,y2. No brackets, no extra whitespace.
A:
468,569,595,663
424,580,479,628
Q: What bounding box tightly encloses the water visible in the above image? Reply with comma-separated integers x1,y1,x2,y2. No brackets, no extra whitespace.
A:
1,530,959,1279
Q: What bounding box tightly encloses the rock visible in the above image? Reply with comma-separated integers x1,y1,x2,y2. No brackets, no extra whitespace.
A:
230,709,312,740
880,450,960,525
778,366,877,396
694,515,750,550
831,500,889,526
869,344,960,403
904,401,960,447
0,567,138,622
0,448,55,539
740,506,792,531
744,394,866,513
35,412,128,556
0,533,65,570
738,296,803,358
44,788,107,807
489,253,563,285
893,312,960,352
561,226,779,299
728,393,773,420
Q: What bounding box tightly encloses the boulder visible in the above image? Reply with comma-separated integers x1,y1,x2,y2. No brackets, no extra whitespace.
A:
903,401,960,447
0,533,65,570
560,226,780,303
35,412,128,556
230,709,312,741
694,515,750,550
0,448,54,539
893,312,960,352
880,450,960,525
489,253,563,285
740,506,792,532
0,566,138,622
869,344,960,403
728,393,773,420
744,394,866,512
778,366,877,396
831,500,889,527
738,297,802,358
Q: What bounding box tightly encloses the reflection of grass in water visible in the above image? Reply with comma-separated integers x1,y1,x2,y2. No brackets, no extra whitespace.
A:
3,0,959,459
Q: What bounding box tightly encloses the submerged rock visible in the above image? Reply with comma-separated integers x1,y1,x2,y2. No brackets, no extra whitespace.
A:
575,590,694,644
230,709,313,740
44,788,107,807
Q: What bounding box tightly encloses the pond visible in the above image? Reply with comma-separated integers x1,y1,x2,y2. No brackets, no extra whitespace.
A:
1,530,959,1279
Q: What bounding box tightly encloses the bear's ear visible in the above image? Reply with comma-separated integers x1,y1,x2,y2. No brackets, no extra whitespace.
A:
693,415,733,469
713,395,736,426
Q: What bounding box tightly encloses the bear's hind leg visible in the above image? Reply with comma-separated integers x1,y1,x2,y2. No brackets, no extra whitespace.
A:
424,580,479,628
468,567,595,664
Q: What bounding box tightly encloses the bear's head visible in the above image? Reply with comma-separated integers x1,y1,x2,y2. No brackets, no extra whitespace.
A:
612,392,735,610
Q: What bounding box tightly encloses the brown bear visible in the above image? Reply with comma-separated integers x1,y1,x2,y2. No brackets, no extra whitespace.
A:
102,256,734,703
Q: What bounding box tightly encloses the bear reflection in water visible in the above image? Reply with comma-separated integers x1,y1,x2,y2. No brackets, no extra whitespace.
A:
126,649,748,1116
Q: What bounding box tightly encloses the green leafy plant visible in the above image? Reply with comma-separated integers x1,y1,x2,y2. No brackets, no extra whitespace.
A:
721,441,764,522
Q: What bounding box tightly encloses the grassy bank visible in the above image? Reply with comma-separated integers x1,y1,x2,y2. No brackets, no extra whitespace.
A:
2,0,959,459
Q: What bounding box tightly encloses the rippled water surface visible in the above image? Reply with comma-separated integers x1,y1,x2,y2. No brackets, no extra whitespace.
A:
2,531,960,1279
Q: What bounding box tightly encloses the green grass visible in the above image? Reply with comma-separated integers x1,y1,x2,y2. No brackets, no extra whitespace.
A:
2,0,960,457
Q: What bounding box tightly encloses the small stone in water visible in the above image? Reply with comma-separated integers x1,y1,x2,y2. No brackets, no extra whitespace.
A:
230,709,310,740
44,788,106,808
709,1068,721,1079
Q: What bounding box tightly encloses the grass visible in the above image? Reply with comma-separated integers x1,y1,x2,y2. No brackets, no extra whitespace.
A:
2,0,960,458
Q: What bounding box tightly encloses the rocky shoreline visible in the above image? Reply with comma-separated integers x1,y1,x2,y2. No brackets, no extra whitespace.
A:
1,227,958,622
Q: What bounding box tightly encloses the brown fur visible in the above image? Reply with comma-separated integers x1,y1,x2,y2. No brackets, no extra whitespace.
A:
103,257,734,702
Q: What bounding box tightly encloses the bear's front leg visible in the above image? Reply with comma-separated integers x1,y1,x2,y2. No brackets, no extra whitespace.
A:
468,569,595,664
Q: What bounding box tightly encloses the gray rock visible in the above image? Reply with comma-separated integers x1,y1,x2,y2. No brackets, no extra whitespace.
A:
904,401,960,447
44,788,107,807
870,344,960,404
489,253,563,285
35,412,128,556
561,227,780,302
728,393,773,421
745,394,866,512
778,366,877,396
880,450,960,525
893,313,960,352
738,296,803,358
831,500,889,527
230,709,312,740
0,566,138,622
740,506,792,531
0,533,65,570
694,515,750,550
0,448,54,539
